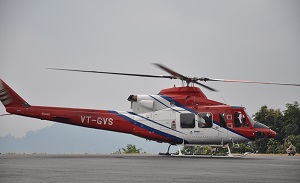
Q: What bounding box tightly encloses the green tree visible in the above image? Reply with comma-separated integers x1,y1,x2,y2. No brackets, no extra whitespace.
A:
181,146,211,154
253,105,284,142
281,102,300,154
252,101,300,154
181,146,195,154
282,102,300,136
233,143,252,154
252,106,283,153
266,139,278,154
121,144,142,154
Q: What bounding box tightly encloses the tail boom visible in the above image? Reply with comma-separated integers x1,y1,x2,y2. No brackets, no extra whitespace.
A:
1,80,178,144
6,105,133,133
6,105,177,143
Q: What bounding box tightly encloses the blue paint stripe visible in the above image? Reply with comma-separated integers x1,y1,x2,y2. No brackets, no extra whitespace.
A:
160,95,196,114
148,95,181,113
109,111,184,143
128,111,186,135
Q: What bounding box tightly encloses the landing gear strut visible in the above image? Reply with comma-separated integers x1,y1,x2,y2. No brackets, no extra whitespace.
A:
225,144,233,157
158,144,173,155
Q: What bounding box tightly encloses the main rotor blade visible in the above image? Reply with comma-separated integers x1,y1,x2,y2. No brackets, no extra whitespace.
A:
201,78,300,87
194,81,218,92
46,68,174,79
153,63,218,91
153,63,187,80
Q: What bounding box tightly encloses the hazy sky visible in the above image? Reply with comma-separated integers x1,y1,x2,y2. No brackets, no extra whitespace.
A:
1,0,300,140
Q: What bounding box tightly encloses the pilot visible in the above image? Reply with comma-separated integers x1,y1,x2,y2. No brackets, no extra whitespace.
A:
202,116,209,128
202,115,212,128
199,117,206,128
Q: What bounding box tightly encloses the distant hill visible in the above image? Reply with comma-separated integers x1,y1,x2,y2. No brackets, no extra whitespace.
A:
0,123,172,154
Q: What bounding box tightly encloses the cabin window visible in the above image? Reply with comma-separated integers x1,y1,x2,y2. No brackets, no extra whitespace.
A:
180,113,195,128
197,113,213,128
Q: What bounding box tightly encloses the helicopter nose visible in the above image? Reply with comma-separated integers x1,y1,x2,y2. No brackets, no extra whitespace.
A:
267,129,277,138
270,129,277,138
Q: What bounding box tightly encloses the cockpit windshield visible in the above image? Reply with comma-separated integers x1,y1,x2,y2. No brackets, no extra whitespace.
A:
244,110,269,129
244,110,255,126
254,121,269,129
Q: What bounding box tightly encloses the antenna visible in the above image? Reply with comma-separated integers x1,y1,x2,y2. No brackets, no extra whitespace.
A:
221,95,227,104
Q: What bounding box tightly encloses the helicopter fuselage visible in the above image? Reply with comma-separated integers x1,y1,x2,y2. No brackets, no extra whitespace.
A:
1,80,276,146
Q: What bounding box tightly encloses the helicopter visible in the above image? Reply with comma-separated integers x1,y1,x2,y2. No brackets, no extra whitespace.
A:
1,64,299,157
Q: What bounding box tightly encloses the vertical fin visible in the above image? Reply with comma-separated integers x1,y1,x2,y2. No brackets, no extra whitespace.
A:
0,79,30,108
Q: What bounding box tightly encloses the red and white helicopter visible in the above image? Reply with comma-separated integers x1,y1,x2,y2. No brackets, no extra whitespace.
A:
1,64,299,157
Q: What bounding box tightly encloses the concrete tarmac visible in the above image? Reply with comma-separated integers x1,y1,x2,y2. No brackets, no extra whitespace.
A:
0,154,299,183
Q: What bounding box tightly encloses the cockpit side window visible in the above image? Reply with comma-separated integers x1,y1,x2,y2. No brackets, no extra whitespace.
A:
234,111,251,127
243,117,249,127
234,112,242,127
